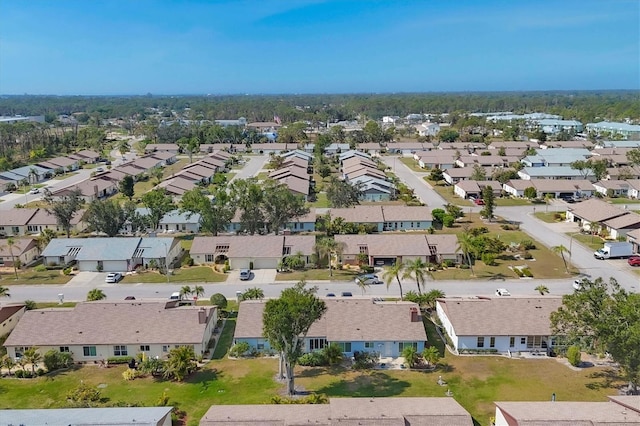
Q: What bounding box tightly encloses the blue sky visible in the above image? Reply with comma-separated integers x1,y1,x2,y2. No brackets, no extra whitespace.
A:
0,0,638,95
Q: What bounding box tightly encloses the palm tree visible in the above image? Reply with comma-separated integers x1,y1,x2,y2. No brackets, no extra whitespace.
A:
551,245,570,273
2,237,19,280
401,345,419,368
422,346,440,368
355,275,370,296
382,260,406,300
424,289,446,312
457,231,476,276
322,343,344,366
0,286,10,299
163,345,196,381
535,285,550,295
193,285,205,300
22,347,42,375
241,287,264,300
314,237,345,277
86,289,106,301
402,258,433,295
1,354,15,376
180,285,193,300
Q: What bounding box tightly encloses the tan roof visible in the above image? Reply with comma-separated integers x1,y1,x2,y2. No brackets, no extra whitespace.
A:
191,235,289,258
52,178,114,197
345,167,387,180
530,179,595,192
283,235,315,255
437,297,563,336
28,208,84,226
494,397,640,425
602,211,640,229
281,156,309,168
342,156,377,169
456,181,481,192
4,301,215,347
269,165,308,180
234,299,427,342
201,398,473,425
624,179,640,190
335,234,459,257
417,152,458,162
115,164,146,176
132,157,162,170
178,165,216,178
489,141,537,149
0,208,38,226
568,198,628,222
593,180,630,190
101,169,129,182
145,143,179,151
74,149,101,159
278,175,310,196
288,208,316,223
381,205,433,221
329,206,385,223
43,156,77,167
150,151,176,161
457,155,516,166
444,168,476,178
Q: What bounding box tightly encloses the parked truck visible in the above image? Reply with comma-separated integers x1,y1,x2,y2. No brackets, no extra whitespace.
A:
593,242,634,260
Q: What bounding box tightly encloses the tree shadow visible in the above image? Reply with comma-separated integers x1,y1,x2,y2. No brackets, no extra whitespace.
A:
297,366,344,378
585,368,623,390
314,371,410,397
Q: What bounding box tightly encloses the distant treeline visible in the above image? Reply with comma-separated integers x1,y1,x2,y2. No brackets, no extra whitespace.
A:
0,91,638,124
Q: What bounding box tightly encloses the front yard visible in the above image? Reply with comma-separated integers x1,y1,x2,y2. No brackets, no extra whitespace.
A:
0,268,73,285
120,266,227,283
275,268,361,282
425,179,532,207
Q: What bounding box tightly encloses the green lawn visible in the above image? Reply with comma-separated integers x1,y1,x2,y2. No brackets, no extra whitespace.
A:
307,192,329,208
426,179,532,207
0,270,73,285
607,197,640,205
255,171,269,180
398,157,425,172
120,266,227,283
534,211,564,223
566,232,605,252
275,268,360,282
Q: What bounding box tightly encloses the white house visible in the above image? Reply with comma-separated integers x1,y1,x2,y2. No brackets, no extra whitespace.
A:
436,297,563,354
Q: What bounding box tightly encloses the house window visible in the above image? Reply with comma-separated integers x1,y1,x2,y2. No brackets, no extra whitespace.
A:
309,338,327,351
215,245,229,253
411,222,414,228
490,337,496,348
337,342,352,353
283,246,292,255
12,226,19,234
59,346,70,353
0,258,3,265
140,345,150,352
509,337,515,348
526,336,542,349
83,346,97,357
398,342,418,352
113,345,128,356
364,342,375,349
205,254,214,262
358,245,369,254
520,337,526,345
477,337,485,348
257,340,265,350
162,345,169,352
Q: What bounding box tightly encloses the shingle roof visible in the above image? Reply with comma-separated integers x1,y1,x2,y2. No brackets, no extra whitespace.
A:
1,407,174,426
0,208,39,226
235,299,427,342
335,234,459,256
0,238,37,257
329,206,385,223
28,208,85,226
602,212,640,229
4,301,215,347
568,198,628,222
381,205,433,221
437,297,563,336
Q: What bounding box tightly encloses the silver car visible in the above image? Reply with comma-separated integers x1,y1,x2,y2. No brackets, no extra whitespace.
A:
355,274,383,285
105,272,123,283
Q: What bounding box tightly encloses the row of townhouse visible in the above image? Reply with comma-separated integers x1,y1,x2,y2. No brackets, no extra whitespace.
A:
340,150,395,201
565,198,640,241
158,150,231,197
268,150,313,200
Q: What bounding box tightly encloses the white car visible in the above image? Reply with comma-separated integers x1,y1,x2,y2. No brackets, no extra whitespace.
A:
573,279,583,291
29,188,40,194
495,288,511,296
105,272,123,283
355,274,383,285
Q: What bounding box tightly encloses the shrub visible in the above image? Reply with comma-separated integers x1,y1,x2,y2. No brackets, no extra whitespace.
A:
469,226,489,236
210,293,228,309
298,352,328,367
482,253,497,266
122,368,140,381
460,264,470,269
567,345,582,367
353,351,377,369
360,265,374,273
521,268,533,277
513,268,524,277
442,259,456,268
67,383,102,404
181,256,194,267
229,342,250,358
107,356,132,365
63,267,72,275
442,215,455,227
520,239,536,250
523,251,534,259
34,265,47,272
44,349,73,372
14,369,24,378
36,368,46,376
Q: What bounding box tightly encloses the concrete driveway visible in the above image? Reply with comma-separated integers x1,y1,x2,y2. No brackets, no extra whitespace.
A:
226,269,277,285
65,271,106,287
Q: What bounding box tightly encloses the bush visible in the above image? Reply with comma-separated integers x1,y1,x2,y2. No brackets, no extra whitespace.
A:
229,342,250,358
181,256,194,267
442,215,455,227
353,351,377,369
520,239,536,250
442,259,456,268
210,293,228,309
298,352,328,367
523,251,534,259
482,253,497,266
63,267,72,275
14,369,24,378
460,264,470,269
107,356,132,365
44,349,73,372
122,368,140,381
469,226,489,236
567,345,582,366
34,265,47,272
36,368,46,376
521,268,533,277
360,265,374,273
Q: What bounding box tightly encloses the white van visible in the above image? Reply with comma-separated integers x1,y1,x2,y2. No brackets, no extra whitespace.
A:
169,292,181,300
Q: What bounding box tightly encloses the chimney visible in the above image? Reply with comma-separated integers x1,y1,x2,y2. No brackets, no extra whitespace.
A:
198,308,206,324
410,307,419,322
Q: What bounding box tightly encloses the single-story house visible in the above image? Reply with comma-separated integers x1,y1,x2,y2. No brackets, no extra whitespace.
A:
352,175,396,202
149,151,178,165
520,148,591,167
436,296,563,354
325,143,350,155
415,152,457,169
607,166,640,180
502,179,595,199
518,166,594,181
234,299,428,357
381,205,433,231
269,164,309,181
339,150,370,163
4,301,217,361
455,155,518,168
144,143,180,154
601,211,640,240
121,208,202,234
494,396,640,426
627,180,640,199
0,304,26,336
41,237,180,272
250,143,289,154
190,235,315,269
593,180,630,197
356,142,385,154
0,238,41,267
443,167,476,184
71,149,101,163
200,397,474,426
26,207,87,234
176,164,217,183
488,141,537,150
416,122,441,137
157,176,198,197
625,228,640,253
284,209,316,233
10,165,52,183
540,140,593,149
336,233,460,266
131,156,164,171
2,407,173,426
49,178,117,202
38,156,80,172
454,180,502,199
565,198,629,231
277,175,311,199
328,206,386,232
0,209,40,236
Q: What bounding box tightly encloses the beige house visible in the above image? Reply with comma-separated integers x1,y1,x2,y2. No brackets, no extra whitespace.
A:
200,397,473,425
0,238,40,267
4,301,217,361
0,304,26,336
0,209,39,237
49,178,117,202
26,208,87,235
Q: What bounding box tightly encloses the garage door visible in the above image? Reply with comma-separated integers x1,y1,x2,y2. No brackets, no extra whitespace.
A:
230,258,278,269
372,257,395,267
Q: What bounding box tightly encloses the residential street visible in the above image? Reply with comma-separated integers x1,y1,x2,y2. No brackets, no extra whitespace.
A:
229,154,268,182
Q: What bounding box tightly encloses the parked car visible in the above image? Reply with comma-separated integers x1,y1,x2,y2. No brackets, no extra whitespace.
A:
28,187,40,194
105,272,123,283
341,292,353,297
124,296,136,300
169,292,181,300
96,167,104,172
355,274,383,285
474,198,485,205
239,269,251,281
326,293,336,297
573,279,584,291
495,288,511,296
628,256,640,266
